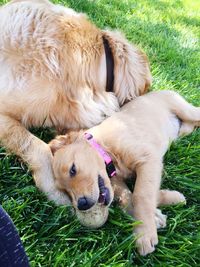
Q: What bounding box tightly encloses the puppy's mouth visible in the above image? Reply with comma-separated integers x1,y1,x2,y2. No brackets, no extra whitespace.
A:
98,175,110,206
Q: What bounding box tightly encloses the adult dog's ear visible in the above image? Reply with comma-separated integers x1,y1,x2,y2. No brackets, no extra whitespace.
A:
49,131,81,155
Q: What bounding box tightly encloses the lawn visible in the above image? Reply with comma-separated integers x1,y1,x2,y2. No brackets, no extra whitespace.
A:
0,0,200,266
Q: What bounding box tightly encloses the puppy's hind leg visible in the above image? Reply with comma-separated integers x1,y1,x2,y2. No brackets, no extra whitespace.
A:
179,121,200,136
158,189,186,206
162,91,200,124
156,189,186,229
112,177,168,229
0,114,70,205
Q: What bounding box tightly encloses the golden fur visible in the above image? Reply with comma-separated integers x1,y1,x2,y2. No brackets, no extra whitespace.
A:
49,90,200,255
0,0,151,204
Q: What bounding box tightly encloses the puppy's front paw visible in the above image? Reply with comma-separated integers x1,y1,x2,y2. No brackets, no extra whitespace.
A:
136,229,158,256
155,209,167,229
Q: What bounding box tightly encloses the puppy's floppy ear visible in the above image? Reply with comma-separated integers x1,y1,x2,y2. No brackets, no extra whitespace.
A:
49,131,81,155
49,135,69,155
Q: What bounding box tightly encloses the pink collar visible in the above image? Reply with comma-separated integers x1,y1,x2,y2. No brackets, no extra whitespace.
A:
84,133,116,178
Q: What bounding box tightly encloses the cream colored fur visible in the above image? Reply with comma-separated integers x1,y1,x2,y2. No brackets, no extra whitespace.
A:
0,0,151,204
50,90,200,256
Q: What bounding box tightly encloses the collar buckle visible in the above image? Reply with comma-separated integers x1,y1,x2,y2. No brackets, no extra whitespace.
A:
106,161,116,178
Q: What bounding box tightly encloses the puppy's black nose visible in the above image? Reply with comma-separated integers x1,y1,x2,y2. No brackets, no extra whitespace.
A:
77,197,95,211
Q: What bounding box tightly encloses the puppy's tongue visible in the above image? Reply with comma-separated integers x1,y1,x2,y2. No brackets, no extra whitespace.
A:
98,188,110,205
98,176,110,205
98,191,106,204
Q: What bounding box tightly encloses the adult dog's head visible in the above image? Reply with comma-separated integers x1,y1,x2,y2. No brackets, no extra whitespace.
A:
49,132,114,228
1,0,152,133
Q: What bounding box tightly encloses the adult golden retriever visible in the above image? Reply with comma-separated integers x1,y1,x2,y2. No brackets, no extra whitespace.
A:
0,0,151,204
49,90,200,255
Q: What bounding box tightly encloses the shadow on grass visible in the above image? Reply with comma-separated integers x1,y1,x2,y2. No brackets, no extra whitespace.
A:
178,15,200,27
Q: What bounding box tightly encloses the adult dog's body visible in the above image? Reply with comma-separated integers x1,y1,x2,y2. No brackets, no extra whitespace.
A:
0,0,151,203
49,90,200,255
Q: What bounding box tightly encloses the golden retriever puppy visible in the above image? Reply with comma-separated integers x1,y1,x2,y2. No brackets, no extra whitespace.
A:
0,0,151,204
49,90,200,256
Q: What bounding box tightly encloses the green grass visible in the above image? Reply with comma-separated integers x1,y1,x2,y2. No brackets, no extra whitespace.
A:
0,0,200,266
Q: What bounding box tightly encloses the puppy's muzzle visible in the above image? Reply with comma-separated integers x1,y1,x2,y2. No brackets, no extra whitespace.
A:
77,176,111,211
77,197,95,211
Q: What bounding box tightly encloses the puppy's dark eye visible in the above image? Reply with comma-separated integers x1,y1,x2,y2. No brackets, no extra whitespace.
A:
69,163,76,177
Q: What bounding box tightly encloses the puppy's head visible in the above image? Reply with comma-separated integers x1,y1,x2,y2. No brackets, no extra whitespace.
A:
49,132,114,227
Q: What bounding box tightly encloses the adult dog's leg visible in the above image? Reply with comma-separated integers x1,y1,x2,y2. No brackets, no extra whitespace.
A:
0,114,70,205
133,159,162,256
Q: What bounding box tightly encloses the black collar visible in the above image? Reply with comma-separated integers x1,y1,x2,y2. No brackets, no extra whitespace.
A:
102,36,114,93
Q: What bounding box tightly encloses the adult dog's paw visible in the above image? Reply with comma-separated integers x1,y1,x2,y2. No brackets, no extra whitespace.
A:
33,168,71,205
47,188,71,205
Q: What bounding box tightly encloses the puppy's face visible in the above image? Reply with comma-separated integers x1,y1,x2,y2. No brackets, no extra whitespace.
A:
50,137,114,216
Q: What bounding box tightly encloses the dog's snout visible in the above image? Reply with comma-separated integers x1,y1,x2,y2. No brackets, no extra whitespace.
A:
77,197,95,211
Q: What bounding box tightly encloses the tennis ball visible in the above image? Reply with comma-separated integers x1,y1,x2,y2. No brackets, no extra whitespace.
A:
76,205,109,228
